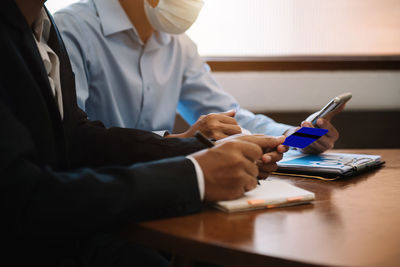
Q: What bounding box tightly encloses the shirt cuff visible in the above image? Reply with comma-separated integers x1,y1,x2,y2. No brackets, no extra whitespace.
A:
153,130,169,137
240,126,252,135
186,155,205,201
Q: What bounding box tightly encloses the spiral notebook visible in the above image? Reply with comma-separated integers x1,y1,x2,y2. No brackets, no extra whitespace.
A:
275,150,384,180
214,180,315,213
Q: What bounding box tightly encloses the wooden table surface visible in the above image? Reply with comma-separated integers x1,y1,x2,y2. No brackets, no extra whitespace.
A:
123,149,400,267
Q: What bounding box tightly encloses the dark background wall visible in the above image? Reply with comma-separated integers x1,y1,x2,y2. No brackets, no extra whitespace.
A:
173,110,400,148
266,110,400,148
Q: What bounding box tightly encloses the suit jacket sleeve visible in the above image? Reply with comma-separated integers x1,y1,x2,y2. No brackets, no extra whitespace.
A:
0,99,202,240
66,106,207,168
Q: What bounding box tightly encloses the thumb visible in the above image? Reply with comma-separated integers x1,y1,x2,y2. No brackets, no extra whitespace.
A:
301,121,313,128
220,109,236,117
258,135,286,151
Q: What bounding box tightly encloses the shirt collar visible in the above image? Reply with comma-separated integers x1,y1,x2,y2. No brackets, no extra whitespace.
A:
92,0,171,46
32,8,51,43
93,0,133,36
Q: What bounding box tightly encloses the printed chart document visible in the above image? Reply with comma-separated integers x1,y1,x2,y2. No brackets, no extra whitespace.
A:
276,149,384,180
214,180,315,213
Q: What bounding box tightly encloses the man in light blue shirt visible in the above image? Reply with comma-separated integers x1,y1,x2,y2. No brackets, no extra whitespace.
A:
54,0,340,153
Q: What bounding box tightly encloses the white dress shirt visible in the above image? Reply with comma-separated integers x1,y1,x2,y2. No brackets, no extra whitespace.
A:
32,8,64,119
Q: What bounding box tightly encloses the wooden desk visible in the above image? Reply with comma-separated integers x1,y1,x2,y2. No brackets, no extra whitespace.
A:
123,149,400,267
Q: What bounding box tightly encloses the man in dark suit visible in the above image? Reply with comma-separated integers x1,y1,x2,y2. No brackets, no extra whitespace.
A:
0,0,286,265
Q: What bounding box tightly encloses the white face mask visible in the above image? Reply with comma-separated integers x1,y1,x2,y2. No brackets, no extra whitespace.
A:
144,0,204,35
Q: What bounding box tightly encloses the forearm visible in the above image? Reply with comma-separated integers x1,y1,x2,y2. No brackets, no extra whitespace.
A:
235,109,293,136
4,156,202,239
69,117,207,168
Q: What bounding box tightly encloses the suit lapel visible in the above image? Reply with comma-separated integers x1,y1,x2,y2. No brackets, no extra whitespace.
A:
46,9,78,168
1,0,67,169
1,0,61,118
18,7,69,168
47,9,76,121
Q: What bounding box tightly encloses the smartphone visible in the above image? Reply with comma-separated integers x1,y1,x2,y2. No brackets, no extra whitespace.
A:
305,92,352,125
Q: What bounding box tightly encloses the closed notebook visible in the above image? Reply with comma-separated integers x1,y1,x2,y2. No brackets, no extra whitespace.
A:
214,180,315,213
276,149,384,180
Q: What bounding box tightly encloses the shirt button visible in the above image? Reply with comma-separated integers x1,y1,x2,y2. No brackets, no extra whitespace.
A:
146,86,150,91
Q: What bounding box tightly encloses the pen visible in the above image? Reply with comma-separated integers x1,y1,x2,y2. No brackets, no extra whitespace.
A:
194,130,260,185
194,130,214,148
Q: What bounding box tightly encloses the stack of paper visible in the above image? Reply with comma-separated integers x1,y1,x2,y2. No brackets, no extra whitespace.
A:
276,149,383,180
214,180,315,213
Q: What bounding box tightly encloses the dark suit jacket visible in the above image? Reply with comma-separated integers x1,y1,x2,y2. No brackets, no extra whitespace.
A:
0,0,206,264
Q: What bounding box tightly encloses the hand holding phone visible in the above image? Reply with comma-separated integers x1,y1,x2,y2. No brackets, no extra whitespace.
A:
283,93,351,153
305,92,352,126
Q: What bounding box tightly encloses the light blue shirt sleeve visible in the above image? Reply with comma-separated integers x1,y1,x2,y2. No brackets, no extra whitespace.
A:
177,36,293,137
